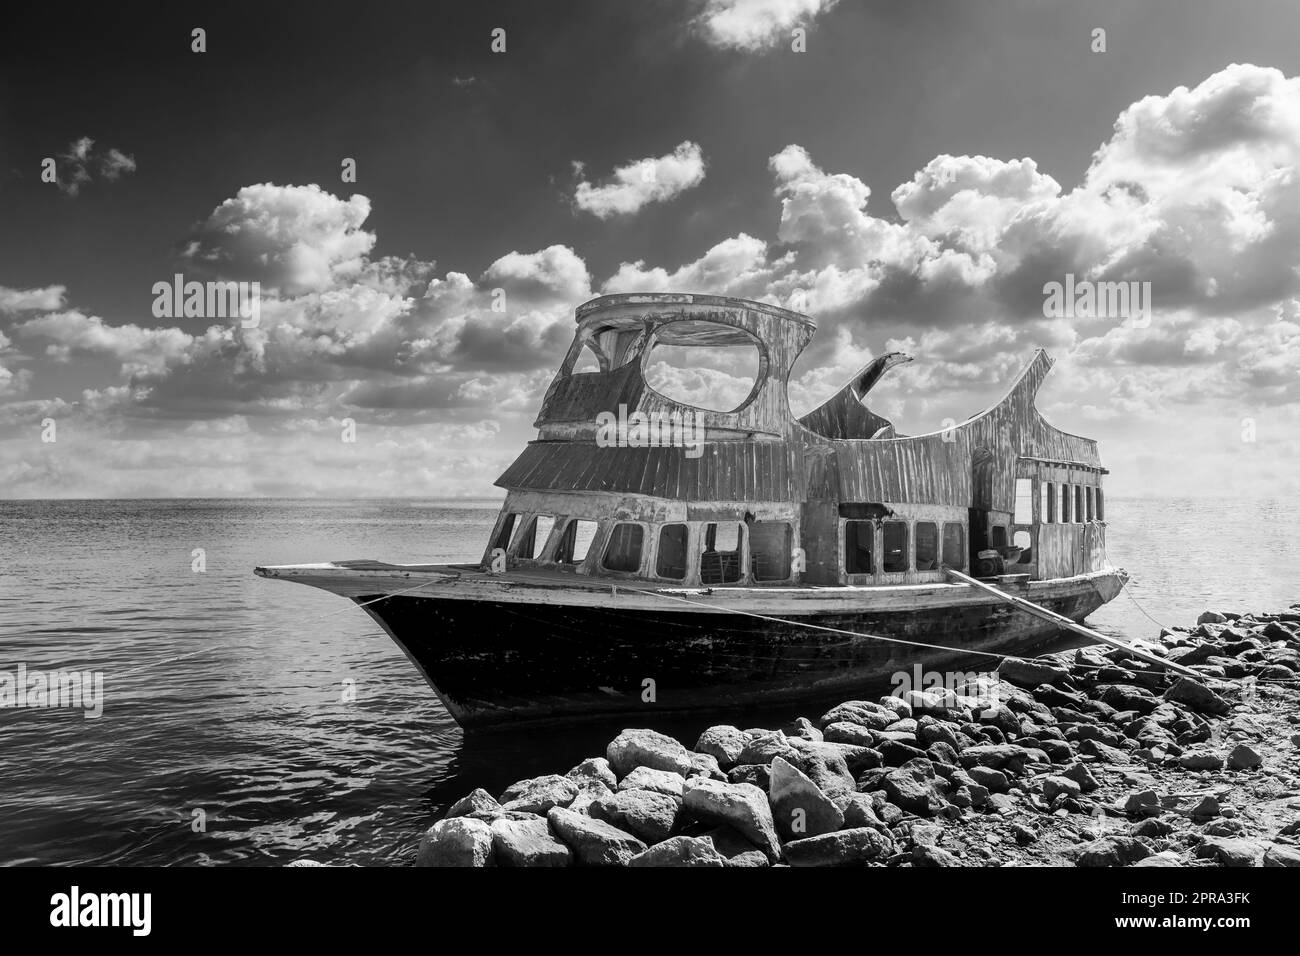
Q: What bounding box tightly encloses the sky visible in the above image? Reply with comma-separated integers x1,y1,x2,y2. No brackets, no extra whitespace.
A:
1,0,1298,498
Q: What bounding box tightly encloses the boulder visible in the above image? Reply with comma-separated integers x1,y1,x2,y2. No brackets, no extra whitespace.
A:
1226,743,1263,770
607,728,693,777
1263,845,1300,867
617,766,685,799
783,827,894,866
881,767,940,817
688,752,727,781
499,774,578,814
728,764,771,789
445,788,500,819
693,725,749,767
1194,838,1266,867
1075,836,1152,867
1040,775,1082,802
912,843,963,866
628,836,726,867
682,778,781,859
1164,677,1230,716
768,755,844,840
997,657,1071,689
490,817,572,867
833,792,885,830
967,765,1011,793
702,826,771,867
823,721,879,747
1178,751,1224,771
566,757,617,791
820,700,895,730
546,806,646,866
737,730,796,765
416,817,494,867
590,788,679,844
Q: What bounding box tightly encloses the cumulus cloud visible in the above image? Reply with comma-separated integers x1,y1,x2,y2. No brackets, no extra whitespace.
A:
694,0,839,51
179,183,376,295
7,64,1300,498
573,141,706,218
55,137,137,196
0,284,67,313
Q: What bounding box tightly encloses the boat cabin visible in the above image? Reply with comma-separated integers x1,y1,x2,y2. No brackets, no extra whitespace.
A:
484,293,1109,588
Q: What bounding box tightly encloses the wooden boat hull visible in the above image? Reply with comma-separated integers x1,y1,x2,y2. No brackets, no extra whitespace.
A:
348,568,1126,729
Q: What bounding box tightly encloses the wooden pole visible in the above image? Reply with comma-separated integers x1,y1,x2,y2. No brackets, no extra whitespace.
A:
944,568,1205,681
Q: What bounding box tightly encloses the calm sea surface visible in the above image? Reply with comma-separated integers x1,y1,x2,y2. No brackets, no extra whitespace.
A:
1,496,1297,866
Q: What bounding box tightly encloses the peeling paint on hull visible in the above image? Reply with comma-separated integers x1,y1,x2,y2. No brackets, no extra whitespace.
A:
357,570,1122,729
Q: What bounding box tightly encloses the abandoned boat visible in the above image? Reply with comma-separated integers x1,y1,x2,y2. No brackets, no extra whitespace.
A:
255,292,1127,729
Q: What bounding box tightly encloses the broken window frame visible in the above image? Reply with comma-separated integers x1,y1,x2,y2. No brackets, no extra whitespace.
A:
843,519,874,578
915,521,940,572
601,522,645,573
655,523,689,580
555,518,599,565
699,521,745,585
882,520,909,574
749,521,793,582
942,522,965,570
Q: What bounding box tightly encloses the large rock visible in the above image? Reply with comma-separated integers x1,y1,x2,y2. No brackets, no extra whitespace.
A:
499,774,578,814
1263,845,1300,867
629,836,726,867
834,792,885,830
590,789,679,844
546,807,646,866
566,757,617,791
491,817,572,867
1164,677,1230,715
1194,838,1266,867
997,657,1071,689
783,827,894,866
824,721,879,747
820,700,897,730
737,730,797,765
958,744,1031,771
694,725,749,768
784,739,857,796
445,788,500,819
682,778,781,859
768,755,844,840
1075,836,1153,867
416,817,494,867
607,728,694,777
617,766,685,799
881,767,940,817
1226,743,1263,770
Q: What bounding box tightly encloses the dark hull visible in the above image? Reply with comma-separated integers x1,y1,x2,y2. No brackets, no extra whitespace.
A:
357,578,1115,729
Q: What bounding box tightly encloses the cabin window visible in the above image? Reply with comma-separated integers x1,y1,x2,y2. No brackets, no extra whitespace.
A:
942,523,965,569
491,513,518,552
882,521,908,573
991,525,1008,550
1013,478,1034,525
1086,486,1094,521
749,521,792,581
656,524,689,580
1045,484,1056,524
700,522,743,584
1075,486,1084,523
844,521,874,575
1060,484,1071,523
516,515,555,559
1096,488,1105,521
602,523,644,573
915,522,939,571
555,519,598,565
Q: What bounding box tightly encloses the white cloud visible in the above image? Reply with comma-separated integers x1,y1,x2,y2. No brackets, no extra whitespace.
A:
695,0,839,51
573,141,706,218
180,183,376,295
55,137,137,196
0,284,67,313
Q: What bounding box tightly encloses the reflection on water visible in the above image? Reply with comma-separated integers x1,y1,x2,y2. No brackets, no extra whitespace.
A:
0,496,1295,865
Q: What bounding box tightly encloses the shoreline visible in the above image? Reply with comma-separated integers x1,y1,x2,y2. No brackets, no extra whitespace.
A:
387,605,1300,866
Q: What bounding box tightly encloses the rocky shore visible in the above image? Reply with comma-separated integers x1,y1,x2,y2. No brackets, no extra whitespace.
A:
413,606,1300,867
